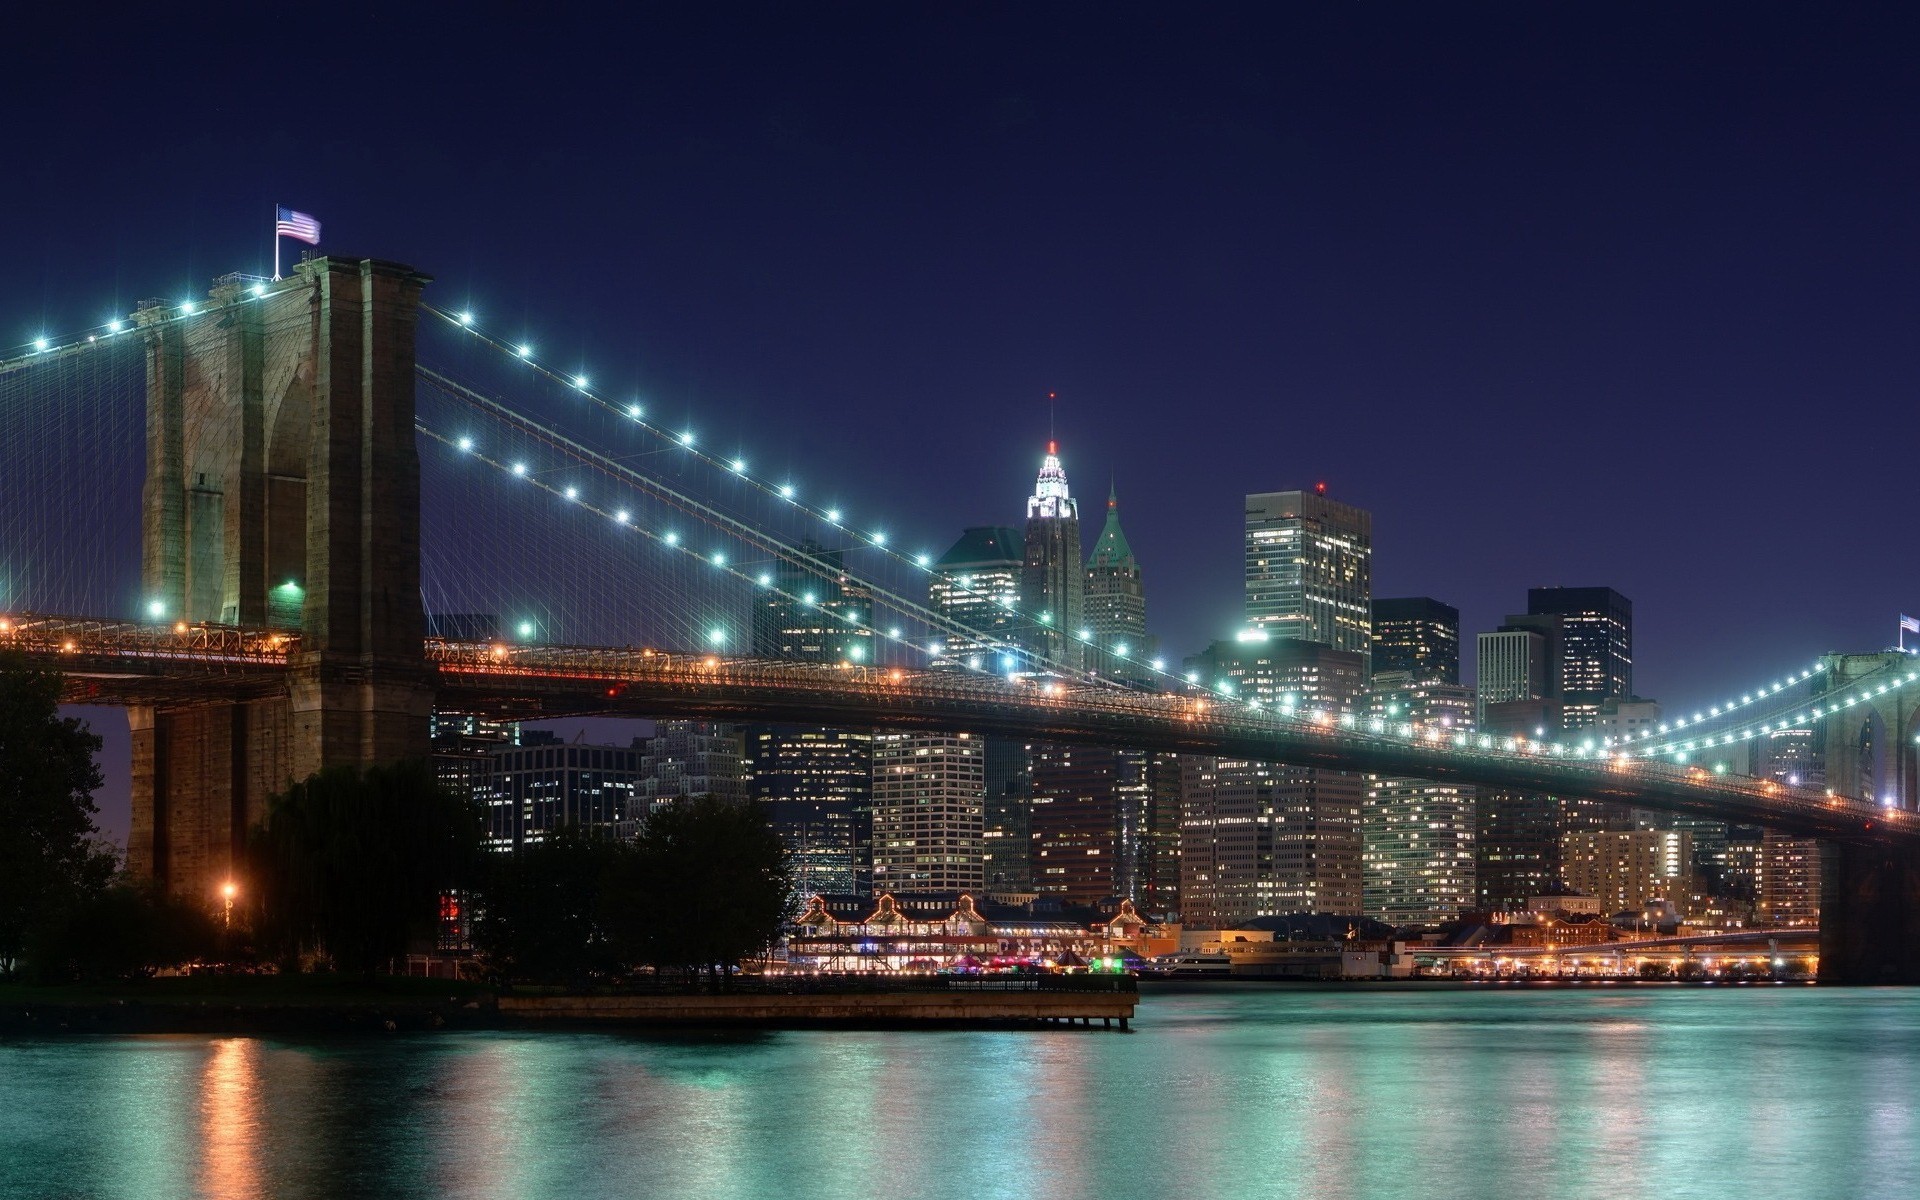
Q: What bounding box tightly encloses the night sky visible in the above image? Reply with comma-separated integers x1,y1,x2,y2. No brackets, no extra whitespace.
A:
7,6,1919,839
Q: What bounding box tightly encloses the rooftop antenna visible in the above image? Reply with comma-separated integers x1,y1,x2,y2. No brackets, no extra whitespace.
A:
1049,391,1057,447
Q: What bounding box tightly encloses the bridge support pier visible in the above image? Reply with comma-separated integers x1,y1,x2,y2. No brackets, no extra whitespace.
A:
1819,840,1920,983
128,258,432,905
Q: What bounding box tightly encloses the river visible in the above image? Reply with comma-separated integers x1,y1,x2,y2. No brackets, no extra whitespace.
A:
4,985,1917,1199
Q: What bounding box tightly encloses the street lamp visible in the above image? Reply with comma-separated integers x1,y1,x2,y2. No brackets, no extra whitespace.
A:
221,881,238,930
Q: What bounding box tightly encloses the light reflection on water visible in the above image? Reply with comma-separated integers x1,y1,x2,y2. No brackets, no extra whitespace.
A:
3,987,1919,1200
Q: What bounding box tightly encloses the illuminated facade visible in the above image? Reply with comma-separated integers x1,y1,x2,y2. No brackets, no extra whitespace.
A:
1363,675,1478,927
1184,635,1367,712
1030,744,1122,905
1758,829,1821,928
1244,488,1372,671
750,539,875,664
871,732,985,893
481,741,648,850
1560,828,1694,913
1527,586,1633,728
929,526,1024,668
1179,756,1364,926
747,725,873,899
1370,596,1460,685
639,720,745,808
1021,441,1085,671
1476,626,1551,724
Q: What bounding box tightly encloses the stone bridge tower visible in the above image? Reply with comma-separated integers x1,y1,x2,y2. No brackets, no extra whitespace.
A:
127,258,434,903
1815,651,1920,983
1818,651,1920,810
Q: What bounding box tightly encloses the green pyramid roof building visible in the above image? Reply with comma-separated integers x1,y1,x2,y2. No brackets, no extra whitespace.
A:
1086,484,1135,570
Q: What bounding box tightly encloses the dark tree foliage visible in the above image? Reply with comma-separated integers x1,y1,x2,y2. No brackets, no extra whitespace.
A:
27,885,221,983
247,760,483,976
620,796,793,985
0,651,116,977
471,827,624,986
474,797,793,988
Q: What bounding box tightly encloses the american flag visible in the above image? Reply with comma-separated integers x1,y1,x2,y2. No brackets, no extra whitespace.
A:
1901,615,1919,633
275,206,321,245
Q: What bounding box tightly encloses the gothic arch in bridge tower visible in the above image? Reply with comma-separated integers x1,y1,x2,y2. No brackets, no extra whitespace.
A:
264,369,310,629
1818,652,1920,810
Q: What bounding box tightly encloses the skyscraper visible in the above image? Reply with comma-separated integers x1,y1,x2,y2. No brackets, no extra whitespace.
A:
871,732,985,893
1021,440,1084,670
1370,597,1459,685
1178,636,1368,923
1184,635,1368,712
1085,484,1151,681
750,540,874,664
1561,828,1695,914
1476,624,1553,726
929,526,1024,668
931,527,1029,890
745,726,873,899
482,740,649,850
1526,586,1633,728
747,541,877,898
1030,743,1122,906
983,737,1034,892
1179,756,1364,925
1244,487,1372,671
1023,745,1179,910
1362,673,1478,927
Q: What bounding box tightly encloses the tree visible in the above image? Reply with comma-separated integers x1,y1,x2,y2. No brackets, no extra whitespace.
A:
0,651,116,977
26,884,220,983
472,827,627,986
622,796,793,985
248,760,483,976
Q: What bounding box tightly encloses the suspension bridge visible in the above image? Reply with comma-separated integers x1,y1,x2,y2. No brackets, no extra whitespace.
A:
4,257,1918,981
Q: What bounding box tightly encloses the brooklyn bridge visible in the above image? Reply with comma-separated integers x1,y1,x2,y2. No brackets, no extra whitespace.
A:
4,258,1917,980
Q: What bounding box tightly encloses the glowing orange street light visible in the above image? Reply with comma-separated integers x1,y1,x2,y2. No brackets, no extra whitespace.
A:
221,881,238,929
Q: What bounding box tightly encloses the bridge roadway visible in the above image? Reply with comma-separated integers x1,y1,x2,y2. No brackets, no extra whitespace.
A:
6,613,1910,845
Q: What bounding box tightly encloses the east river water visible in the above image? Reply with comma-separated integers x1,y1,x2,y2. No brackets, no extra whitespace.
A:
4,985,1918,1199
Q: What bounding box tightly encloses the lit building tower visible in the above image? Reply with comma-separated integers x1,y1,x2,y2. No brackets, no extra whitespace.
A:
870,732,985,894
482,738,649,850
746,538,877,899
1021,440,1085,671
1370,597,1459,685
1178,637,1368,923
1364,598,1471,927
929,526,1024,669
1031,745,1181,910
1244,486,1372,673
751,539,874,665
930,525,1028,891
983,738,1034,893
1363,673,1478,927
745,726,874,900
1526,586,1633,729
1476,622,1557,729
1085,484,1151,682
